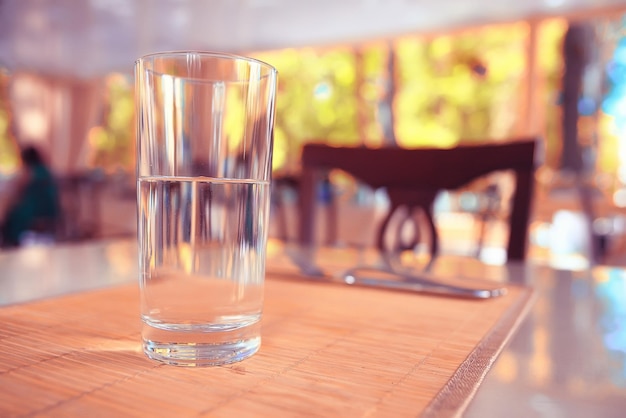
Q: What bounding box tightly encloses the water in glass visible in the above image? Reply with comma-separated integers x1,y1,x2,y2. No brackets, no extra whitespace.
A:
138,176,269,366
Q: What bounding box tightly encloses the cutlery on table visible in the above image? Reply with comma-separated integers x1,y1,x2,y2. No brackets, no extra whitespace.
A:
282,247,507,299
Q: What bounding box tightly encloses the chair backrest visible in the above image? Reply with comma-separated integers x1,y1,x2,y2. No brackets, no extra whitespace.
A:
297,138,537,263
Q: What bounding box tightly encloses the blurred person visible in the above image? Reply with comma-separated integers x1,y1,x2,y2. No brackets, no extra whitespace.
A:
0,146,60,248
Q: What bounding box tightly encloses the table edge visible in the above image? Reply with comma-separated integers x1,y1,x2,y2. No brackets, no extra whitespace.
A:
421,286,536,418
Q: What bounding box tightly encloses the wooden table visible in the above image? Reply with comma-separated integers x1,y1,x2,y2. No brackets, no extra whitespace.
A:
0,239,533,417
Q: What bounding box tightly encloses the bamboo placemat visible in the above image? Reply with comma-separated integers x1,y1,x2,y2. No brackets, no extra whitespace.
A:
0,264,533,417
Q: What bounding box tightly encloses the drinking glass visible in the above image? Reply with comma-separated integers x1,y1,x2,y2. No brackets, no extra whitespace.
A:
135,51,277,366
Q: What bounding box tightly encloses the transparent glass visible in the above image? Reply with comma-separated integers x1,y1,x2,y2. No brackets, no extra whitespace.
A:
135,51,277,366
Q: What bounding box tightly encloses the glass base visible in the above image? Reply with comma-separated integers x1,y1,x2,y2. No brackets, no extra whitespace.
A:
143,337,260,367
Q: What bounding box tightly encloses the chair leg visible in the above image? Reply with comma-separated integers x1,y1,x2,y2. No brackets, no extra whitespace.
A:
421,206,438,271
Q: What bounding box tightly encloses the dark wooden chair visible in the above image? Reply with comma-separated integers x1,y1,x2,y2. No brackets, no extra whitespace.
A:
297,139,537,266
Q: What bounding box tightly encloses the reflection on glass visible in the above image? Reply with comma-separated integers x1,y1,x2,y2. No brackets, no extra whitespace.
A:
596,269,626,387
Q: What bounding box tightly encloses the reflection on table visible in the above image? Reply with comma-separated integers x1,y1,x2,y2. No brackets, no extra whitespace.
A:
466,263,626,417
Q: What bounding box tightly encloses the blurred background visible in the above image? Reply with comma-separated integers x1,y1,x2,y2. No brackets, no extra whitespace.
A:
2,0,626,269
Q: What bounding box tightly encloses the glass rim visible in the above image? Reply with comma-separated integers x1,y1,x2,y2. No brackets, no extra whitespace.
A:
135,50,277,80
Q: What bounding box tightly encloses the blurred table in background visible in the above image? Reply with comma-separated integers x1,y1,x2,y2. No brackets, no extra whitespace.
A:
56,173,106,241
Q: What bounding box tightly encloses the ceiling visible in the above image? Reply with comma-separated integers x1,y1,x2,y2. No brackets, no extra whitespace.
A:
1,0,626,78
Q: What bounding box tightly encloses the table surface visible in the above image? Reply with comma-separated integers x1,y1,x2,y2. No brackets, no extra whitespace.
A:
0,239,624,417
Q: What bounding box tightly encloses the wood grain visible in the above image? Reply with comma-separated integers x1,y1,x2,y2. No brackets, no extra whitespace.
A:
0,255,533,417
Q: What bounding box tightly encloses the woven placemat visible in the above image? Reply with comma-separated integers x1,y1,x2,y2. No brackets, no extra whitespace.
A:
0,265,533,417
